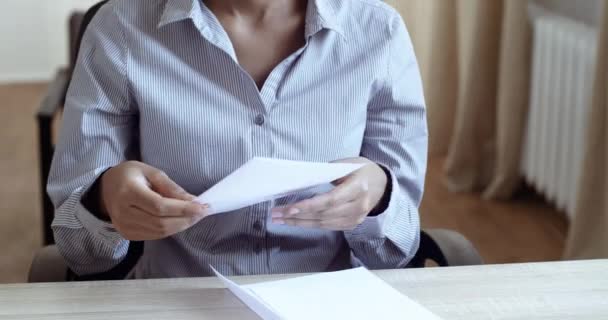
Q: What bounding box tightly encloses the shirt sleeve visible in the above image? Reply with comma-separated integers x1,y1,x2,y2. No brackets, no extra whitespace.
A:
343,11,428,269
47,4,136,276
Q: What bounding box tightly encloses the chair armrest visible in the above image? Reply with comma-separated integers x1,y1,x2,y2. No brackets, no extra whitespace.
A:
37,69,70,120
69,13,86,69
424,229,483,266
28,245,69,283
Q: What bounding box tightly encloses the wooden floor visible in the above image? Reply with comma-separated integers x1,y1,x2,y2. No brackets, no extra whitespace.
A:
0,82,568,284
420,160,568,264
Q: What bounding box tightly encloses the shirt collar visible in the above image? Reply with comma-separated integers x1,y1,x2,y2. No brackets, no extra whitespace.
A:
158,0,204,29
305,0,346,40
159,0,346,40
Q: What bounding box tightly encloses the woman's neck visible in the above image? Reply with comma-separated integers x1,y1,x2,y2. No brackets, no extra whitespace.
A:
205,0,303,22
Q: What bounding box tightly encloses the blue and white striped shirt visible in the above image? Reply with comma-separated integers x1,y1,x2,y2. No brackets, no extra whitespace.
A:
48,0,428,278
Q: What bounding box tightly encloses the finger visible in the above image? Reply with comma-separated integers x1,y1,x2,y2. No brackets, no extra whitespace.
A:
111,205,161,241
273,175,366,217
275,200,358,220
142,198,208,219
280,218,321,229
145,214,206,238
128,184,208,218
278,216,360,231
123,206,206,240
145,168,194,201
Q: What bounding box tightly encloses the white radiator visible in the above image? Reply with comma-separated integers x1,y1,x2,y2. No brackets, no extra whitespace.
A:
522,12,598,220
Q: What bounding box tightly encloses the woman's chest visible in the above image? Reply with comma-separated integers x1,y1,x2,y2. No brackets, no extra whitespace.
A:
126,35,384,193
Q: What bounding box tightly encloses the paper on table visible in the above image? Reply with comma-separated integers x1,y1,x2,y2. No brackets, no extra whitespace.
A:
195,157,364,214
212,266,442,320
210,266,281,320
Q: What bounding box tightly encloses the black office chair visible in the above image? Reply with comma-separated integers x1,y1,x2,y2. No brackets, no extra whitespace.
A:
30,1,482,283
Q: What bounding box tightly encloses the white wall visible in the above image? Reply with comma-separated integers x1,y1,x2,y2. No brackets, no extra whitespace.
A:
0,0,99,83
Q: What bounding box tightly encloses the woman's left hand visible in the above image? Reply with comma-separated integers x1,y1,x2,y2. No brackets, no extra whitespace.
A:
271,157,389,231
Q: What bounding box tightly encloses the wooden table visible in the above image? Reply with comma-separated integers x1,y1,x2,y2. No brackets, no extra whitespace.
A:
1,260,606,319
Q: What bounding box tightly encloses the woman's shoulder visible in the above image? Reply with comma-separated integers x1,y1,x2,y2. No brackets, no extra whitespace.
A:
333,0,404,40
345,0,401,20
97,0,166,24
348,0,400,15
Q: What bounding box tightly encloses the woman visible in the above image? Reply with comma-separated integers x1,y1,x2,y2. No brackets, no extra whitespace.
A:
48,0,428,278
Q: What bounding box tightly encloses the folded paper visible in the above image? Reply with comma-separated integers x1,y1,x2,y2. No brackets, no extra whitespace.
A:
196,157,364,214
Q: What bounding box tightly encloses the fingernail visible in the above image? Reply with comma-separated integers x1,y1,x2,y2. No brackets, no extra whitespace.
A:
273,219,285,225
197,204,209,215
361,181,369,192
288,208,300,215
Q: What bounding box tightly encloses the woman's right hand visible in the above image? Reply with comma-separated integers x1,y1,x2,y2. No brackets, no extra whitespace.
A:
99,161,209,241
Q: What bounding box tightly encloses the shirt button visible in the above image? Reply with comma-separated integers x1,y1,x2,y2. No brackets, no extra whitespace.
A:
254,114,265,126
253,221,263,231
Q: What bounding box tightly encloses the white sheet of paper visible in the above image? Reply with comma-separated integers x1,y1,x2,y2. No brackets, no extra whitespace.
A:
195,157,364,214
212,266,442,320
210,266,281,320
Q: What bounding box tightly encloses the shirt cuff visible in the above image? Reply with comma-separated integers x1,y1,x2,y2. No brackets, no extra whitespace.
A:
345,165,402,240
75,201,126,248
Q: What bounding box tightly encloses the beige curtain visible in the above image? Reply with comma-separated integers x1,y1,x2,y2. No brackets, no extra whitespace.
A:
565,3,608,260
387,0,532,199
389,0,608,259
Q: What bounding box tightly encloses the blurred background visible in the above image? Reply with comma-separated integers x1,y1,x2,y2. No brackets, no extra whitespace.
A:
0,0,606,283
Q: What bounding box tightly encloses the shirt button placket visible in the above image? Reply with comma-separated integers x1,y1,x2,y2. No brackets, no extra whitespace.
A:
254,243,263,255
251,73,279,273
252,211,266,256
248,203,268,273
251,110,272,160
